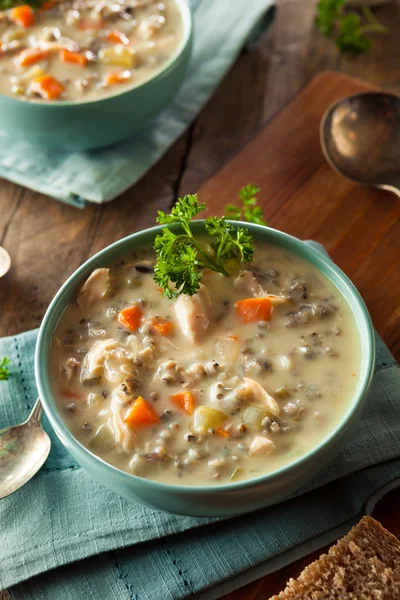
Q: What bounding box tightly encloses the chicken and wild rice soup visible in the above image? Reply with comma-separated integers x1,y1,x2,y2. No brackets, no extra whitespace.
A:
51,240,361,485
0,0,182,101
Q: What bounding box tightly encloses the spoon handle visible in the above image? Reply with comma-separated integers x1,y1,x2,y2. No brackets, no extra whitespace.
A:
28,398,43,425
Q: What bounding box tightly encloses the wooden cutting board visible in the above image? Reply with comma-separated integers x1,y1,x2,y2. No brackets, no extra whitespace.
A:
198,71,400,361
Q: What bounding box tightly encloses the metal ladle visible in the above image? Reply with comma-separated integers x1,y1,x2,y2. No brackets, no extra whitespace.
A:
320,92,400,198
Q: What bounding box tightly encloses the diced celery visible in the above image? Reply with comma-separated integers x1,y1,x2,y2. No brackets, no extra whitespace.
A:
22,66,45,82
275,385,290,399
243,405,267,430
193,405,227,433
98,45,135,68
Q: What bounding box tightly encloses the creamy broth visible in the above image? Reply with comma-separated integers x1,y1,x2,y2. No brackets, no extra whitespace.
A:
51,242,361,485
0,0,182,102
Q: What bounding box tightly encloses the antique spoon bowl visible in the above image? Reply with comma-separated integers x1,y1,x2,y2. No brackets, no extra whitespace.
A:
0,399,51,499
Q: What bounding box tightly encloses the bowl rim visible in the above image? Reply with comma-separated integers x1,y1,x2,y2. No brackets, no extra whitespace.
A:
35,222,376,494
0,0,192,109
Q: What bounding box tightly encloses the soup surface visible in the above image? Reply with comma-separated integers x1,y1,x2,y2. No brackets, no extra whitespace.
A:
51,241,361,485
0,0,183,101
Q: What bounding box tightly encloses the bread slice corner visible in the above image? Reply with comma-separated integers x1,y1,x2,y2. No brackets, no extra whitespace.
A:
268,516,400,599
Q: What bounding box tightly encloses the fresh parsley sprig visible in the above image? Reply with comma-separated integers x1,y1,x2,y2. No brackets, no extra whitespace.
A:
315,0,387,55
154,195,254,298
0,357,10,381
225,184,267,225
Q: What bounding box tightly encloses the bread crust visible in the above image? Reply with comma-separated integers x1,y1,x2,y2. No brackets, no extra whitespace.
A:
269,517,400,599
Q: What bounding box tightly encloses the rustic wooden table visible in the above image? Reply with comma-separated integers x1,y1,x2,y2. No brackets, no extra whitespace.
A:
1,1,400,598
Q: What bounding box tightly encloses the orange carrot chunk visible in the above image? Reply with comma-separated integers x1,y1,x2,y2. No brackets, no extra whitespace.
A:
235,297,273,323
107,30,129,45
118,304,143,331
18,49,48,67
31,75,65,100
152,318,174,336
10,5,34,27
104,71,131,86
125,396,159,428
215,428,230,438
60,49,88,66
170,391,196,415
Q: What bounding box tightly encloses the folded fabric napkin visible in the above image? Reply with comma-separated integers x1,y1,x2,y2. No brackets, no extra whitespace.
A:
0,241,399,600
0,0,275,208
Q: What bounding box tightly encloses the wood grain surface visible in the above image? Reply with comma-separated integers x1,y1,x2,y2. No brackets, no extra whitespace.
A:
1,1,400,599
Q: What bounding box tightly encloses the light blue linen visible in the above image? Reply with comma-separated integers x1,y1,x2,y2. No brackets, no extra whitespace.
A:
0,242,399,599
0,0,275,207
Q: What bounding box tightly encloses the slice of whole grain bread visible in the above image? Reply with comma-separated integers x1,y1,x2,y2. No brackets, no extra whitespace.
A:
269,516,400,599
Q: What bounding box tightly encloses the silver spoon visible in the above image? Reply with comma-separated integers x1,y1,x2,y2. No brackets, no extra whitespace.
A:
320,92,400,198
0,398,51,499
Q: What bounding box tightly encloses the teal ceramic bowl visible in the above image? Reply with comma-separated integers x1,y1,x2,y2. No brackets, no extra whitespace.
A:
35,223,375,517
0,0,192,151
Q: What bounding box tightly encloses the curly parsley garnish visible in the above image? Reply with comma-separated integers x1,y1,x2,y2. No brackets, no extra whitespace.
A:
225,184,267,225
154,194,254,298
315,0,387,54
0,357,11,381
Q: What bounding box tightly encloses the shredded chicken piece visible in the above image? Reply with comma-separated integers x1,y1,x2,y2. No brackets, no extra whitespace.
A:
249,436,276,457
78,268,110,311
80,338,118,383
233,270,266,297
214,336,240,374
126,334,157,365
109,386,136,451
63,357,80,382
238,378,280,417
174,286,210,343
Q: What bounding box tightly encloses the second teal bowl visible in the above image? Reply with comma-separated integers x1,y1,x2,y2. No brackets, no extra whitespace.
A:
35,223,375,516
0,0,192,151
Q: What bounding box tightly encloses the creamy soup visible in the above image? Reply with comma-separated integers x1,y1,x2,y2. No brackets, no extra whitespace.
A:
0,0,182,101
51,242,361,485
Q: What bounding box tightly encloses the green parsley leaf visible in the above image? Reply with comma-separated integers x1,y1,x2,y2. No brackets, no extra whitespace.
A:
337,13,370,53
0,357,10,381
224,203,242,221
315,0,386,55
153,194,254,298
315,0,345,36
225,184,267,225
205,217,254,264
157,195,205,227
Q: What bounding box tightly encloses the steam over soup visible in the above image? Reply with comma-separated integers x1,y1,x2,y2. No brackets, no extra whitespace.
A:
51,242,361,485
0,0,183,101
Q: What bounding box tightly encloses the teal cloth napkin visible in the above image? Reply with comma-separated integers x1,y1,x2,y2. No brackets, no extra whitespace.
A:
0,241,399,600
0,0,275,208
